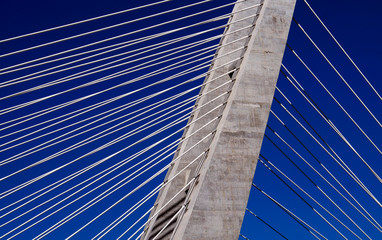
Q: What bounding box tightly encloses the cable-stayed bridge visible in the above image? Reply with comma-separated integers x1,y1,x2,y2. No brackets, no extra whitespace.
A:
0,0,381,239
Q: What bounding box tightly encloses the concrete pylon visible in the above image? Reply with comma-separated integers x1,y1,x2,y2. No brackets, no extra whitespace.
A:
141,0,296,239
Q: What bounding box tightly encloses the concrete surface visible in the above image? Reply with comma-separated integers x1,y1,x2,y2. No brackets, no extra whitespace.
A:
141,0,296,239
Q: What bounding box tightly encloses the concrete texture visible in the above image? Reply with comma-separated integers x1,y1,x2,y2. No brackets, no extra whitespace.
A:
141,0,296,239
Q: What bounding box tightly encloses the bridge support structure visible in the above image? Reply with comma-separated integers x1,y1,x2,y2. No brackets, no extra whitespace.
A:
141,0,296,239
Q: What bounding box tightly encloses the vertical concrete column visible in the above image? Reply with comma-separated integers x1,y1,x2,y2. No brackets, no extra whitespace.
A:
142,0,295,239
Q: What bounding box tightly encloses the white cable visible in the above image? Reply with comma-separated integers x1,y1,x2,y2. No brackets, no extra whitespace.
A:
0,95,195,184
246,210,286,240
0,0,255,77
274,88,382,232
3,95,197,184
98,98,228,239
4,78,230,210
7,130,180,233
0,54,240,167
2,94,227,231
0,85,195,151
0,60,210,153
2,111,194,239
1,92,214,215
271,101,382,232
1,136,179,228
92,96,227,239
279,71,371,191
12,79,228,238
0,69,227,199
152,206,184,240
0,40,218,115
1,21,227,90
0,31,148,76
0,36,246,152
0,0,171,43
1,24,229,101
0,37,245,150
122,148,208,240
3,8,258,87
92,182,164,240
0,53,210,131
0,100,195,194
2,86,228,224
282,57,380,159
0,3,248,77
259,156,360,239
0,0,214,58
278,74,370,192
285,49,382,184
1,0,252,82
1,71,204,171
119,177,198,240
0,8,255,236
246,208,290,240
1,72,233,199
1,15,253,115
0,64,206,166
1,40,218,118
1,74,233,222
293,19,382,127
303,0,382,101
0,91,190,213
0,36,230,148
280,57,381,158
0,40,241,158
282,63,382,189
274,83,381,207
1,136,178,223
1,80,200,155
0,2,260,237
33,133,212,240
0,24,250,130
0,15,218,77
240,233,251,240
275,108,381,232
0,19,247,127
253,184,326,240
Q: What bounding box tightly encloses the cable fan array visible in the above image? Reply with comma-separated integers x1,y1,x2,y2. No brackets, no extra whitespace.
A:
1,0,381,239
0,0,255,239
241,0,382,239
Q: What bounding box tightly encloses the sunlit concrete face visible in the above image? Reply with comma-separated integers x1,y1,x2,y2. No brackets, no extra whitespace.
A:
142,0,296,239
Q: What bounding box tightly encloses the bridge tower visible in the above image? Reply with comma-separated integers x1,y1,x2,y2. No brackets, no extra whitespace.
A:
141,0,296,239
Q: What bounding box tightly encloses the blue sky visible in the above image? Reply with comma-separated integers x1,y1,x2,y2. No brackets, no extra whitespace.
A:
0,0,381,239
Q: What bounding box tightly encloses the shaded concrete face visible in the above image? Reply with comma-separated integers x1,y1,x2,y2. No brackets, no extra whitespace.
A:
142,0,296,239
